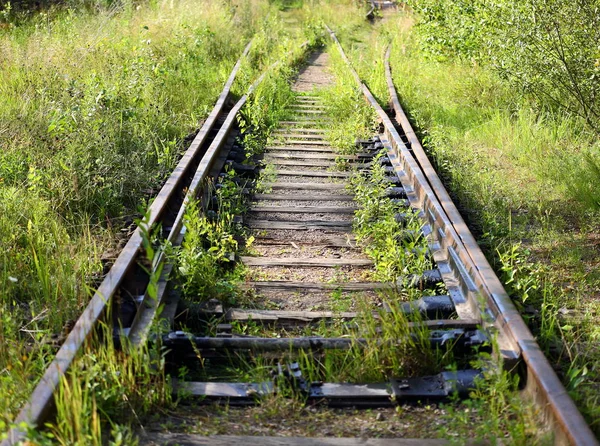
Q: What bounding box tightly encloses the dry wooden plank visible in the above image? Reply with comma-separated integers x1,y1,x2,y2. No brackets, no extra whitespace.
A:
291,109,326,114
273,128,326,134
198,307,480,330
265,182,348,190
140,434,450,446
272,133,326,139
289,110,325,114
247,281,386,291
274,169,351,178
273,139,330,145
250,205,356,214
255,234,357,247
266,145,337,152
269,159,336,167
266,153,359,160
281,116,323,121
241,256,373,267
246,219,352,231
225,313,480,330
226,308,361,320
278,120,320,125
253,193,354,201
293,104,326,108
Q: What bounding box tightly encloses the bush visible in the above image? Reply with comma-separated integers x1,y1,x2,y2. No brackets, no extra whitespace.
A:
408,0,600,133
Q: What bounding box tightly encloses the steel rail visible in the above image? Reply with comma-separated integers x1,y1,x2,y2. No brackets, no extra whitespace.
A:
3,33,318,444
366,1,376,19
127,38,314,346
1,40,253,446
326,26,598,446
383,43,598,446
126,94,249,346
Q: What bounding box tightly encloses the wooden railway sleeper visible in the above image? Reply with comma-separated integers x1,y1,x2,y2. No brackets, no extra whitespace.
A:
172,364,482,407
280,363,482,403
192,293,457,326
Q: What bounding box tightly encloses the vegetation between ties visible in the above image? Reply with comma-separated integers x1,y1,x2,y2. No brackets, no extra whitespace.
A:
0,0,598,443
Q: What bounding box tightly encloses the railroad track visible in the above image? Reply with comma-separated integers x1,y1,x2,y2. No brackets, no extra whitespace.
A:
4,23,597,446
1,40,254,445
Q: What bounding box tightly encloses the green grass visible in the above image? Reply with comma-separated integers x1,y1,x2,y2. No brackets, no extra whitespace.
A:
0,0,312,437
339,10,600,437
1,0,596,442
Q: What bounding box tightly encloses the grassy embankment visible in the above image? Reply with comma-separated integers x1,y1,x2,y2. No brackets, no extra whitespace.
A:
328,4,600,440
0,0,300,441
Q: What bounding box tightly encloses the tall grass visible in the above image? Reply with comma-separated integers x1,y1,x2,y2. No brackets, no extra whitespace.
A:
378,11,600,435
41,321,170,445
0,1,323,439
0,0,272,430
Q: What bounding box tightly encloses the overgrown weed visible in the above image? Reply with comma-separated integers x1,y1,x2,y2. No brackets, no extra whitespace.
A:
0,0,315,432
374,8,600,435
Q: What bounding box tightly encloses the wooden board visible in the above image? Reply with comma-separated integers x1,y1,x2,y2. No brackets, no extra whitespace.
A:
266,146,337,152
280,117,324,121
272,133,326,140
255,234,357,247
140,434,450,446
246,281,387,291
197,307,480,329
278,120,320,125
265,182,348,190
293,104,326,108
274,170,351,178
246,219,352,231
269,159,337,167
241,256,373,267
225,308,362,321
272,139,330,146
250,205,356,214
266,153,360,160
291,109,326,114
253,193,355,201
273,128,326,134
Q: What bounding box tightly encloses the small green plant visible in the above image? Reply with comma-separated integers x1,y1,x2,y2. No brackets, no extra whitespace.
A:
439,349,551,444
497,244,544,306
175,194,241,305
351,153,432,284
0,0,287,426
33,320,171,445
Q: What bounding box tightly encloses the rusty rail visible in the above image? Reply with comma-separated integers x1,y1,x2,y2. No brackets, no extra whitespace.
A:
1,41,253,446
2,33,318,444
326,26,598,446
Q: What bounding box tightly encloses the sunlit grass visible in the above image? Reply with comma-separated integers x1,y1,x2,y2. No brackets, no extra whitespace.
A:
0,0,271,430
